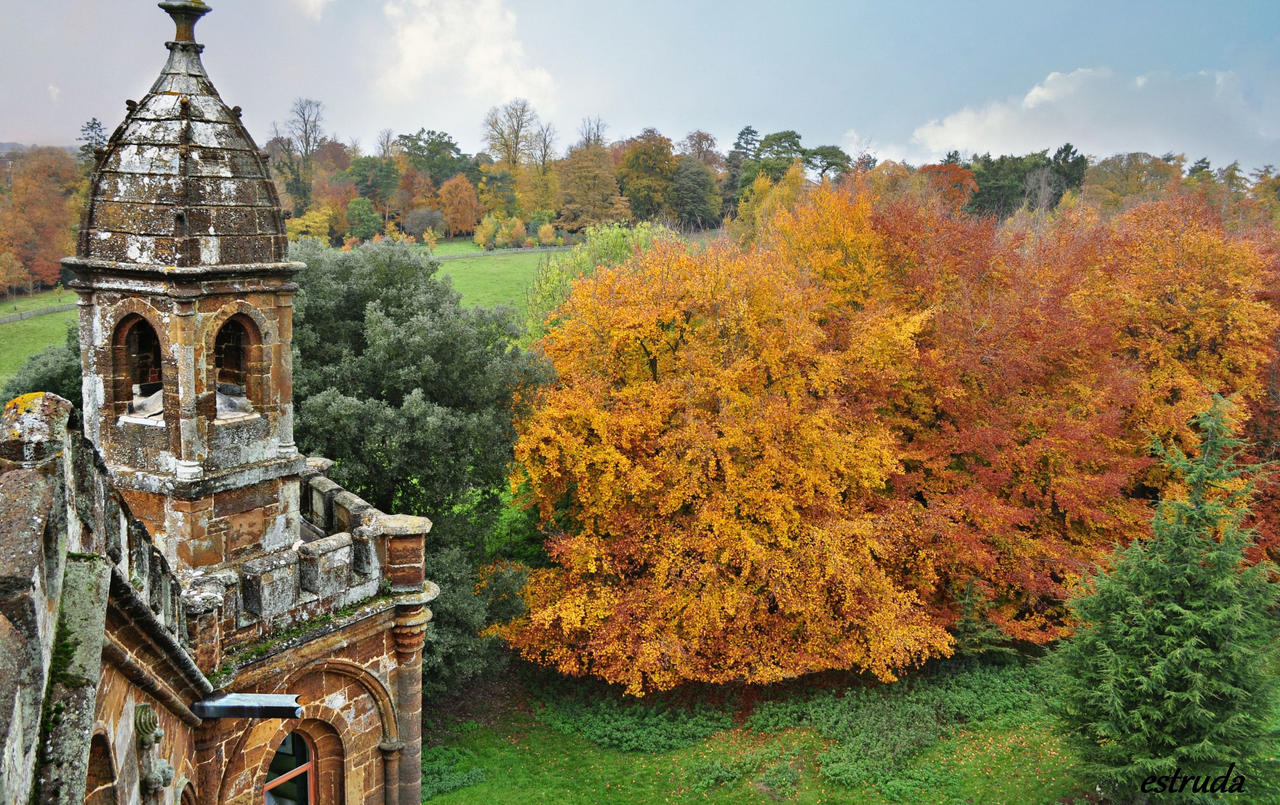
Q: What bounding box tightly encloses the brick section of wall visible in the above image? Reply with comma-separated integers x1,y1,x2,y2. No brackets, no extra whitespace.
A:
94,663,200,805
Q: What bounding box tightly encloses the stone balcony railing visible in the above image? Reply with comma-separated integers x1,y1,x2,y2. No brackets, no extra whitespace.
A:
180,459,433,680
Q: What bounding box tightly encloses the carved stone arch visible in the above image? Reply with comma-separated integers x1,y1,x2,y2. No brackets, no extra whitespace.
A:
218,699,354,805
202,300,275,352
279,658,399,743
103,299,173,423
202,301,273,419
215,660,399,803
290,719,344,804
85,731,120,805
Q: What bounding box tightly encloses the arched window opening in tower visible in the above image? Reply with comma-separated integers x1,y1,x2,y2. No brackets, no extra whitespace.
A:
120,316,164,419
263,732,315,805
215,317,255,418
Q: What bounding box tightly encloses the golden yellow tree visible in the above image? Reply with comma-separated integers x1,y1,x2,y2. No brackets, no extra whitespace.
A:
500,237,951,694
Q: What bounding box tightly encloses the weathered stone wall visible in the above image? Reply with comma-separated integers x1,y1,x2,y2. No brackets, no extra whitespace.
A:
94,663,201,805
120,475,300,572
1,393,209,805
0,396,70,804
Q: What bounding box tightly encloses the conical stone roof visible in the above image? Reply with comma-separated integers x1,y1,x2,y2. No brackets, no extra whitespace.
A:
76,1,287,270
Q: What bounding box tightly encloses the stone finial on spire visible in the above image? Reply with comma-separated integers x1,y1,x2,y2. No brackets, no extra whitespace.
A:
158,1,212,44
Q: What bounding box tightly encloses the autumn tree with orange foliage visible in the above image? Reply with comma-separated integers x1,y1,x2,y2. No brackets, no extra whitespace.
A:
439,174,482,236
500,180,1280,693
916,163,978,211
499,237,951,694
0,147,80,288
856,186,1274,641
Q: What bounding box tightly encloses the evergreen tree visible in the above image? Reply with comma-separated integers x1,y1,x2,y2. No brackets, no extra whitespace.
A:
1053,397,1280,800
669,155,720,230
76,117,107,171
345,196,381,240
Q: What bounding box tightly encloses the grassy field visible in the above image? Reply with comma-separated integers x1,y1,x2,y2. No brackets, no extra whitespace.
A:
438,250,545,312
426,714,1084,805
421,660,1096,805
430,237,486,257
0,309,75,387
422,655,1280,804
1,287,76,317
1,287,78,387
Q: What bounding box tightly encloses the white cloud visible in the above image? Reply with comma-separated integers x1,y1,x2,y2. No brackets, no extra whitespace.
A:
842,129,909,165
378,0,555,112
47,84,60,104
292,0,336,20
867,67,1280,168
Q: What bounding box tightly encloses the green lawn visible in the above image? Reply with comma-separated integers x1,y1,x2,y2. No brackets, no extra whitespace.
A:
422,656,1280,804
421,660,1102,805
0,309,75,387
1,287,76,317
430,238,485,257
439,251,545,313
427,716,1087,805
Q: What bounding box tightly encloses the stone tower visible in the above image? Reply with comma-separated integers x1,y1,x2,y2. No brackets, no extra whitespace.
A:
2,4,438,803
64,0,303,569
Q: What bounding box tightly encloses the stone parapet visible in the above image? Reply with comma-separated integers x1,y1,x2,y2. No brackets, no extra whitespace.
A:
180,461,433,678
1,393,207,804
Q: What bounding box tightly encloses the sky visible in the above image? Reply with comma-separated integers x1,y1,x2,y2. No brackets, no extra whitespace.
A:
2,0,1278,170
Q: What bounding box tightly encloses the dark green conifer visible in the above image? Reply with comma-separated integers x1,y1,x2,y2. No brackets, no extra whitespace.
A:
1053,397,1280,800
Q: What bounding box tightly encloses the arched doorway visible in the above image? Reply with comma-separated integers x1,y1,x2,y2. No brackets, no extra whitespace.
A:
263,732,315,804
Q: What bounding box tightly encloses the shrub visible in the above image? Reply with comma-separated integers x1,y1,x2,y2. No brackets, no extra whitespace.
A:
757,757,801,798
473,215,499,249
495,217,525,249
685,757,758,791
2,322,81,405
420,744,486,799
746,659,1042,787
530,673,732,753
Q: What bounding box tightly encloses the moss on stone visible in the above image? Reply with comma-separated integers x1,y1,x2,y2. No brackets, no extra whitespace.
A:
47,618,85,689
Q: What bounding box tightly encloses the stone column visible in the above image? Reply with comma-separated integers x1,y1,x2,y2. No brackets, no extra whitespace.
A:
390,590,433,805
171,297,203,482
378,741,402,805
274,290,298,458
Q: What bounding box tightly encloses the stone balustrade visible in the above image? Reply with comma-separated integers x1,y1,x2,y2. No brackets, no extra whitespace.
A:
178,457,431,678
